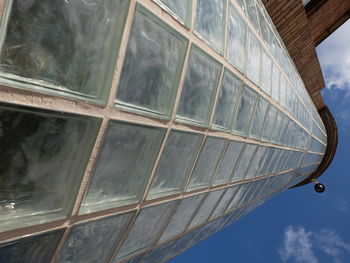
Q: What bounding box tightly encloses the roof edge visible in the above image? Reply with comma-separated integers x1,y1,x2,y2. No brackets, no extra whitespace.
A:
291,106,338,188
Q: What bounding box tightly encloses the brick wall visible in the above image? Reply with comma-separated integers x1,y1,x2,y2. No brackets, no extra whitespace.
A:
262,0,326,109
307,0,350,45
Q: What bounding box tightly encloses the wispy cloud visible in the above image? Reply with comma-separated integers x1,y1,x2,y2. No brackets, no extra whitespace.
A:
279,226,350,263
317,20,350,92
279,226,318,263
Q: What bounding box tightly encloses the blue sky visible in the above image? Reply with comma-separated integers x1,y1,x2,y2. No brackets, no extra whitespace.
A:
170,19,350,263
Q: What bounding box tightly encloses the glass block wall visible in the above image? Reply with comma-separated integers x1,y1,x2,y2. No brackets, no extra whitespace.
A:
0,0,327,262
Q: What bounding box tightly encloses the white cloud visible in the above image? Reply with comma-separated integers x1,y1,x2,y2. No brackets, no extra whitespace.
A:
317,20,350,92
279,226,350,263
314,229,350,263
279,226,318,263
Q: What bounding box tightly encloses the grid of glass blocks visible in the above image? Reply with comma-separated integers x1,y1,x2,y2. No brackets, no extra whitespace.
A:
0,0,329,262
0,103,101,232
0,0,130,105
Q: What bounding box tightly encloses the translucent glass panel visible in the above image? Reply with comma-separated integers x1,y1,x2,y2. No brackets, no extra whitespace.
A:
302,153,323,166
232,85,258,135
148,130,203,200
116,5,188,119
210,186,239,219
0,0,130,105
81,121,165,214
177,46,221,127
261,105,277,141
58,212,134,263
226,4,247,72
245,0,260,32
187,137,227,191
153,0,192,28
0,103,101,232
247,31,261,85
250,97,268,139
261,50,272,94
188,190,224,230
195,0,226,53
214,141,245,185
115,201,177,261
310,137,326,153
142,239,177,263
232,144,257,181
245,146,267,179
271,63,280,102
159,194,205,243
212,69,243,130
0,229,64,263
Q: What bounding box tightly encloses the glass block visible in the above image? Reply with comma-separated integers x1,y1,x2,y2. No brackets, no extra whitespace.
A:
261,105,277,141
212,69,243,131
177,45,222,127
0,0,130,105
0,103,101,232
115,201,177,261
280,74,287,108
214,141,246,185
247,31,261,85
245,146,267,179
301,153,323,166
80,121,165,214
0,229,64,263
142,240,177,263
256,5,270,45
232,144,257,181
271,63,280,102
261,50,272,94
163,229,200,262
153,0,192,28
147,130,203,200
309,137,326,154
250,96,268,139
226,184,246,210
58,212,134,263
271,111,284,144
210,186,239,219
187,136,227,191
226,4,247,73
188,189,224,230
232,85,258,135
116,5,188,119
245,0,260,32
159,194,205,243
195,0,226,53
256,147,274,177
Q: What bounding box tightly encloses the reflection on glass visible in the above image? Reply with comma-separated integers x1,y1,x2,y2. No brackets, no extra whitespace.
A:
116,5,188,119
0,0,130,105
226,4,247,73
214,141,245,185
116,201,177,261
81,121,165,214
58,212,134,263
271,63,280,102
261,105,277,141
261,50,272,94
0,103,101,232
232,86,258,135
195,0,226,53
159,194,205,243
247,31,261,85
148,130,203,200
232,144,257,181
187,136,227,191
177,46,221,126
250,97,268,139
0,229,64,263
212,69,243,130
